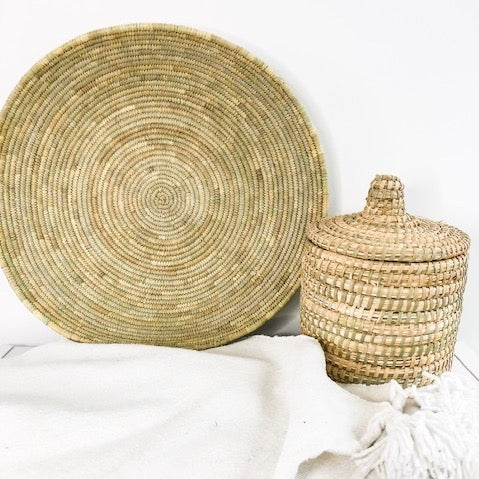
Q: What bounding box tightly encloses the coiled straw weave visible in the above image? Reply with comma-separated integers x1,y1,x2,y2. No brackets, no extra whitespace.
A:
0,24,327,348
301,175,469,386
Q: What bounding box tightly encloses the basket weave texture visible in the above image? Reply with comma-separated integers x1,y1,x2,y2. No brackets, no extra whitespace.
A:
0,24,327,349
300,175,469,386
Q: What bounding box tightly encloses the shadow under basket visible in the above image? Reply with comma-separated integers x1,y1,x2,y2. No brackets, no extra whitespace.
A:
300,175,470,387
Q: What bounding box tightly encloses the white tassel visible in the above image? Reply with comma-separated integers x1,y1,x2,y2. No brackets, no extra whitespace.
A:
353,373,479,479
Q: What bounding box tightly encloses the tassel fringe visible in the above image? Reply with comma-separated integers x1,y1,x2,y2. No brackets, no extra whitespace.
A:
353,373,479,479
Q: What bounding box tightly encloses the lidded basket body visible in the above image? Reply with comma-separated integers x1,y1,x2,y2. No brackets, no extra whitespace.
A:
300,175,470,386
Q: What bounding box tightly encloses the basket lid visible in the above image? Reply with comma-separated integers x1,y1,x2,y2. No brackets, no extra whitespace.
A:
307,175,470,262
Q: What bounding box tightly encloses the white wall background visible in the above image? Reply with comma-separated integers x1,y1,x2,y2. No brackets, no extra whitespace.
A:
0,0,478,350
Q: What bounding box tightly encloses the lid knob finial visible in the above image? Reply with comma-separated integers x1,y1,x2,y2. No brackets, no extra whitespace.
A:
362,175,406,221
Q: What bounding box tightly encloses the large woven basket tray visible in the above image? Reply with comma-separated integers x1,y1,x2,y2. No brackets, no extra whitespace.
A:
300,175,469,386
0,24,327,349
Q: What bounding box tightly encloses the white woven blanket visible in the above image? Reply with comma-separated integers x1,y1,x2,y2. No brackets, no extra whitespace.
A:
0,335,477,478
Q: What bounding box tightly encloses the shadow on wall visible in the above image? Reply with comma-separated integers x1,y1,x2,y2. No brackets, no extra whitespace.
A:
253,290,302,337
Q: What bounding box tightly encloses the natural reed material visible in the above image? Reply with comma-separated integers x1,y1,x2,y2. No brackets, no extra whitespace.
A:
0,24,327,349
300,175,469,386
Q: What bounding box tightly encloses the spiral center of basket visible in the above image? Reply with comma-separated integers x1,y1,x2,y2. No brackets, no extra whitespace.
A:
97,146,214,248
149,183,179,214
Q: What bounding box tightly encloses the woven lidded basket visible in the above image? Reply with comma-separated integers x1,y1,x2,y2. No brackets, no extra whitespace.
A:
300,175,470,386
